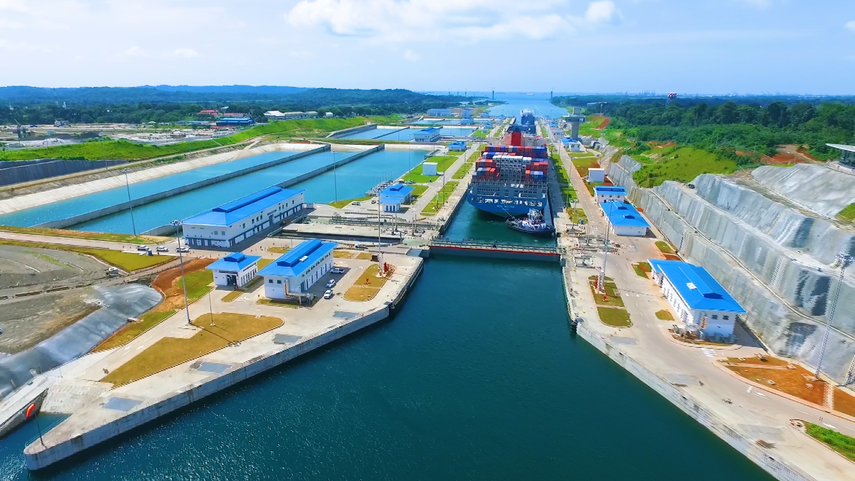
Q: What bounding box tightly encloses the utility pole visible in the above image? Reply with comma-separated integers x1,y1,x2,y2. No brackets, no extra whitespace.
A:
333,150,338,203
171,220,191,325
599,202,612,292
122,168,137,236
815,253,852,378
377,201,383,274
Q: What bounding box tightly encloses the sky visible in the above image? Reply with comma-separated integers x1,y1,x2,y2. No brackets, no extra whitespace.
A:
1,0,854,94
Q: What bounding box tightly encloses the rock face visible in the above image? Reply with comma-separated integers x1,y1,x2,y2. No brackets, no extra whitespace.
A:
609,157,855,382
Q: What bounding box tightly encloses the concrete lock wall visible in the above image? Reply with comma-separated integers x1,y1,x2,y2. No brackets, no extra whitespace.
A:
751,164,855,219
608,157,855,382
38,145,331,230
0,159,129,187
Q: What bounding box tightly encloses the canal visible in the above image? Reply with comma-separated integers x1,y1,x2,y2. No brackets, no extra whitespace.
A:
0,257,771,480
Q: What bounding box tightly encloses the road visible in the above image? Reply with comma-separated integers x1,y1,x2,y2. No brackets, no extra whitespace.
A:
550,134,855,481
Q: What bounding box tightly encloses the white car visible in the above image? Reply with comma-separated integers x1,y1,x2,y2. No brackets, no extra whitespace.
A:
331,267,346,274
156,246,169,252
136,245,149,251
323,289,334,299
326,279,336,288
176,246,190,253
352,201,361,206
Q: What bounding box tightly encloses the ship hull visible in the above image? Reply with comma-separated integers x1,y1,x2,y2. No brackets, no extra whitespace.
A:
466,194,543,217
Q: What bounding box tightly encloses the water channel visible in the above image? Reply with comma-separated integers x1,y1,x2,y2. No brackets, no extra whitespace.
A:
0,258,772,480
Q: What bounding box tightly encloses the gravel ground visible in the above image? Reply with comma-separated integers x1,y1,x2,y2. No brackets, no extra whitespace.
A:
0,289,101,354
0,245,108,290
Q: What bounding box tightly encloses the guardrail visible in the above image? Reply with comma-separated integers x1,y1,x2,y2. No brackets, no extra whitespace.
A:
430,238,559,254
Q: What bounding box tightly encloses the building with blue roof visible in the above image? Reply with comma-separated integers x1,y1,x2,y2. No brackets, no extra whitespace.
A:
257,239,337,298
648,259,746,339
378,183,414,213
216,117,254,127
206,252,261,288
448,140,467,152
601,201,649,237
594,185,626,203
414,127,442,143
182,186,305,249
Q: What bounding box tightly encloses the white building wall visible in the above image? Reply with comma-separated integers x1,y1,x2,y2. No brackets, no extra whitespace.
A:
596,193,627,203
612,225,647,237
655,273,736,338
263,252,334,299
212,263,258,288
589,168,605,182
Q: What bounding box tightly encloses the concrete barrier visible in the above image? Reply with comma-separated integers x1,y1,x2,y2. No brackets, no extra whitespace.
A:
38,145,330,229
0,159,129,187
328,124,375,139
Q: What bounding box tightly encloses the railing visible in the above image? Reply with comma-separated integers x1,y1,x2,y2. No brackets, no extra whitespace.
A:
430,238,559,254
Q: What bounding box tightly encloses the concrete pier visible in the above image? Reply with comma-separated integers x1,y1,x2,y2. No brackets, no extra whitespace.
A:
23,253,423,471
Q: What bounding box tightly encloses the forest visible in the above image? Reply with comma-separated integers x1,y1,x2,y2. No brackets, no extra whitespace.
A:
0,87,462,125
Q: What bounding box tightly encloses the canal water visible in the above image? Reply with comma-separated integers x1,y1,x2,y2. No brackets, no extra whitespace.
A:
0,258,772,480
443,200,556,247
338,126,476,141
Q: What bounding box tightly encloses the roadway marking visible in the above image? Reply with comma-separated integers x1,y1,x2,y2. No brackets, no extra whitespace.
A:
824,423,837,429
747,387,753,393
701,348,718,358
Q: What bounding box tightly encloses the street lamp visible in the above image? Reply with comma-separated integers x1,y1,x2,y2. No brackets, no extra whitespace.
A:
599,201,614,292
122,168,137,236
815,252,853,378
332,150,338,203
171,219,191,325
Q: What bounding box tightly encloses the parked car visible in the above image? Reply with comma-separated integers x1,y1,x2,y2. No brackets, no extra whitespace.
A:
176,246,190,253
352,201,361,206
331,267,346,274
354,243,366,249
323,289,334,299
156,246,169,252
371,199,377,204
326,279,336,288
136,245,149,251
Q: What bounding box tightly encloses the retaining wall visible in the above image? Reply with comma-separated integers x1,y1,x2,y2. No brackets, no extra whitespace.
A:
38,145,330,229
328,124,376,139
0,159,129,187
608,157,855,382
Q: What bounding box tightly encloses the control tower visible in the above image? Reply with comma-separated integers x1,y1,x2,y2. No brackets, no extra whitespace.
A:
563,114,586,139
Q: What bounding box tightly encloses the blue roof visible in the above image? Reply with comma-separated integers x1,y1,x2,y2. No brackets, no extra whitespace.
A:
206,252,261,272
183,186,303,226
594,186,627,194
379,183,414,198
602,201,650,228
257,239,337,278
419,127,441,133
648,259,746,313
379,196,404,205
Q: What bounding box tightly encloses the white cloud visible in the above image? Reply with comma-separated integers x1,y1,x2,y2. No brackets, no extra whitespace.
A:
585,1,620,23
172,48,199,58
404,49,420,61
121,46,149,57
285,0,614,43
846,21,855,32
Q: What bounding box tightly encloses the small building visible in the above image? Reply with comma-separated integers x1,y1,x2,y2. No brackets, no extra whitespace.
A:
588,168,606,183
422,162,438,176
206,252,261,288
182,186,305,249
379,183,415,212
648,259,746,339
427,108,452,117
448,141,467,152
564,138,582,152
414,127,442,143
258,239,336,298
593,185,626,203
197,109,220,117
827,143,855,167
324,112,334,118
223,112,247,117
216,117,254,127
264,110,286,121
602,201,649,236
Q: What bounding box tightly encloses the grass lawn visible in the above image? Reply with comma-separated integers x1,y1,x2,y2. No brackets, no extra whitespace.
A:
0,226,164,245
472,130,487,139
257,298,300,308
655,309,674,321
334,250,354,258
344,264,388,301
805,423,855,461
356,252,373,260
0,240,172,271
178,270,213,302
566,208,587,224
597,307,632,328
632,147,738,188
258,258,274,268
655,241,675,254
101,313,282,387
410,184,429,198
452,163,473,180
837,203,855,224
467,149,482,163
570,155,600,178
94,310,176,351
420,181,459,216
267,246,290,254
330,196,371,209
221,290,244,303
632,261,651,278
588,276,625,308
401,155,458,183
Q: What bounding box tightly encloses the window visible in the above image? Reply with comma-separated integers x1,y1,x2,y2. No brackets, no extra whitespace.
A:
268,279,273,283
277,280,282,284
723,315,729,320
711,314,718,320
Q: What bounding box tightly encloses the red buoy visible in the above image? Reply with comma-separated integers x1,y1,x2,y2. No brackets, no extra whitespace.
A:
25,403,36,419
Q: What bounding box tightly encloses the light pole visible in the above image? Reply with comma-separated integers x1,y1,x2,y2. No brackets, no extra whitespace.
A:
332,151,338,203
171,219,191,325
815,252,853,378
599,202,613,292
122,168,137,236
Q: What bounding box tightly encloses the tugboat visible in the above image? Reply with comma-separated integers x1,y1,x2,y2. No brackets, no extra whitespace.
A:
506,208,555,236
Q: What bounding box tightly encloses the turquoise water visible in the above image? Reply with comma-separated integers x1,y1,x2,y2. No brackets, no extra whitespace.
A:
339,127,407,140
339,127,476,141
0,151,304,228
444,200,556,247
297,149,426,204
73,151,354,234
484,92,569,121
0,258,772,480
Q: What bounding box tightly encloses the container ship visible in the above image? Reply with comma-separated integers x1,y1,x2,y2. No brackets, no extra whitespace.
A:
466,144,550,217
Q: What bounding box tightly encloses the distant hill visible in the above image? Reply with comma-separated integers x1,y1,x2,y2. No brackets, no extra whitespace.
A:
150,85,308,95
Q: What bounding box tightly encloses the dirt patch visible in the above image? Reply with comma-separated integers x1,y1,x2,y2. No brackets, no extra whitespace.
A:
761,152,803,165
833,388,855,418
0,290,101,353
596,117,611,130
723,357,826,406
151,258,214,311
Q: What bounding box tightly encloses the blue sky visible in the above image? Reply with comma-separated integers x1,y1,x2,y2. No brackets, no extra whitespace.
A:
1,0,853,94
